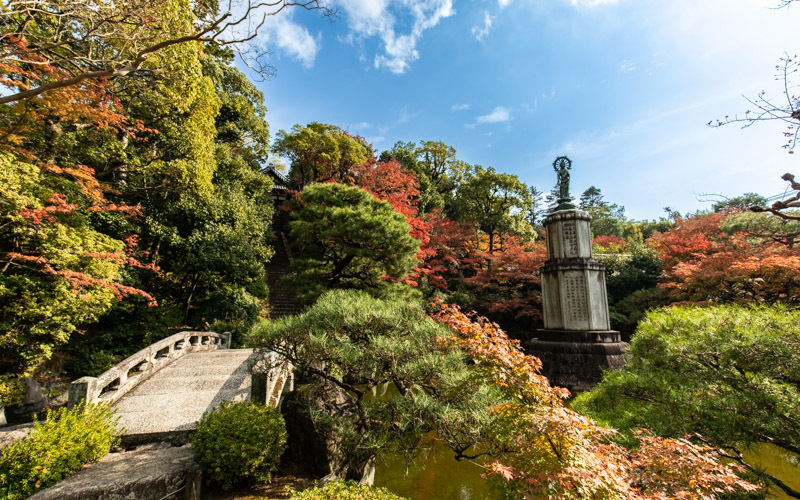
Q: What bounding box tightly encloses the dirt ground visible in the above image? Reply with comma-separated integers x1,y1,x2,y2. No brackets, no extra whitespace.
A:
202,463,318,499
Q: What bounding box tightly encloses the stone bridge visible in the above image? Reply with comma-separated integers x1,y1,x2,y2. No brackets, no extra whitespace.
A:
68,330,293,444
28,331,294,499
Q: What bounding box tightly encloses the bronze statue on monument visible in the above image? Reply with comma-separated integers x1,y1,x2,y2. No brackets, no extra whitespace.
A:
553,156,576,211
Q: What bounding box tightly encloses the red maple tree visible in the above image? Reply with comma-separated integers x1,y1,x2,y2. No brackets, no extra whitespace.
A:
431,302,762,498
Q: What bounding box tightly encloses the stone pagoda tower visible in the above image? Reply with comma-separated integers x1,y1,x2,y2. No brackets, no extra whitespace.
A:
527,157,627,392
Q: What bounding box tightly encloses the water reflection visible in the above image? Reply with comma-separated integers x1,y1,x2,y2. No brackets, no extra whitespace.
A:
743,443,800,500
374,439,495,500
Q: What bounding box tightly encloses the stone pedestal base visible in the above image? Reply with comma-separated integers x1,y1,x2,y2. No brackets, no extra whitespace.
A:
527,329,628,393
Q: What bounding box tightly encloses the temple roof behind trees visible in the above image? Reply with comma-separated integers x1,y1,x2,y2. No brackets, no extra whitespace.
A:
263,164,289,192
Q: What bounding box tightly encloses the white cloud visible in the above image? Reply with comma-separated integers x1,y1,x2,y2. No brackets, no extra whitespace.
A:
476,106,513,124
451,103,471,111
472,11,494,42
620,60,636,72
260,10,320,68
498,0,513,7
569,0,619,7
341,0,455,74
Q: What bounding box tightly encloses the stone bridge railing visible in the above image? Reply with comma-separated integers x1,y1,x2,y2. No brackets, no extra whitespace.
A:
250,350,294,408
68,331,231,409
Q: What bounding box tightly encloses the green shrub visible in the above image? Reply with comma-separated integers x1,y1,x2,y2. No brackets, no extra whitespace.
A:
290,480,407,500
574,303,800,455
0,403,120,499
0,375,26,407
192,402,287,490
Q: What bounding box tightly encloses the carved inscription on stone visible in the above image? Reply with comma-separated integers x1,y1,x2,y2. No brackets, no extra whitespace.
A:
562,221,579,257
564,272,588,324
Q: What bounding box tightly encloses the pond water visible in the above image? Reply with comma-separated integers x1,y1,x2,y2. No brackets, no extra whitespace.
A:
374,441,493,500
743,443,800,500
374,440,800,499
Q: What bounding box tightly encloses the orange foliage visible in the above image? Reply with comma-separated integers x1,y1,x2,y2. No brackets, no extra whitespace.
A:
432,302,761,498
465,237,547,319
593,234,628,253
650,213,800,304
417,211,481,291
1,39,157,307
352,159,432,258
6,253,156,306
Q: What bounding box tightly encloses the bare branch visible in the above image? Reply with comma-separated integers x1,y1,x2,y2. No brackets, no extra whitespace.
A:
0,0,331,104
773,0,800,8
750,173,800,220
709,53,799,151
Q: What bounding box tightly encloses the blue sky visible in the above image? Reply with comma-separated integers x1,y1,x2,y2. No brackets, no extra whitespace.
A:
245,0,800,220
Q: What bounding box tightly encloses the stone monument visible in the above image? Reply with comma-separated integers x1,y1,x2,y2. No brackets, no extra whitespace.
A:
527,157,627,392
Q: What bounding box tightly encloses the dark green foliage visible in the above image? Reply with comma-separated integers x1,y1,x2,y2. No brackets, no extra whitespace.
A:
601,246,662,304
192,402,287,490
65,349,117,377
289,184,419,304
713,193,768,213
0,403,120,500
574,304,800,456
248,290,501,476
608,287,672,339
78,51,275,362
597,244,666,336
290,480,407,499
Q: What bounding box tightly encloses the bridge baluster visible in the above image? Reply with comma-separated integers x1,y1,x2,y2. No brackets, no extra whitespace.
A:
68,330,233,408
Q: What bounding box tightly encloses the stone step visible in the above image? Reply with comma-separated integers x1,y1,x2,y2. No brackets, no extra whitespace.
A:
30,445,201,500
265,234,299,318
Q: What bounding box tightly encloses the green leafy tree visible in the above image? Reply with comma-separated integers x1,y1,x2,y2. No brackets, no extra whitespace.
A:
526,186,546,233
574,304,800,498
620,217,675,243
578,186,626,237
0,154,141,396
273,122,374,187
712,192,768,213
0,0,330,105
81,48,276,354
289,184,419,304
415,141,469,207
248,290,500,481
579,185,604,209
0,7,180,387
379,140,467,215
455,166,533,253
